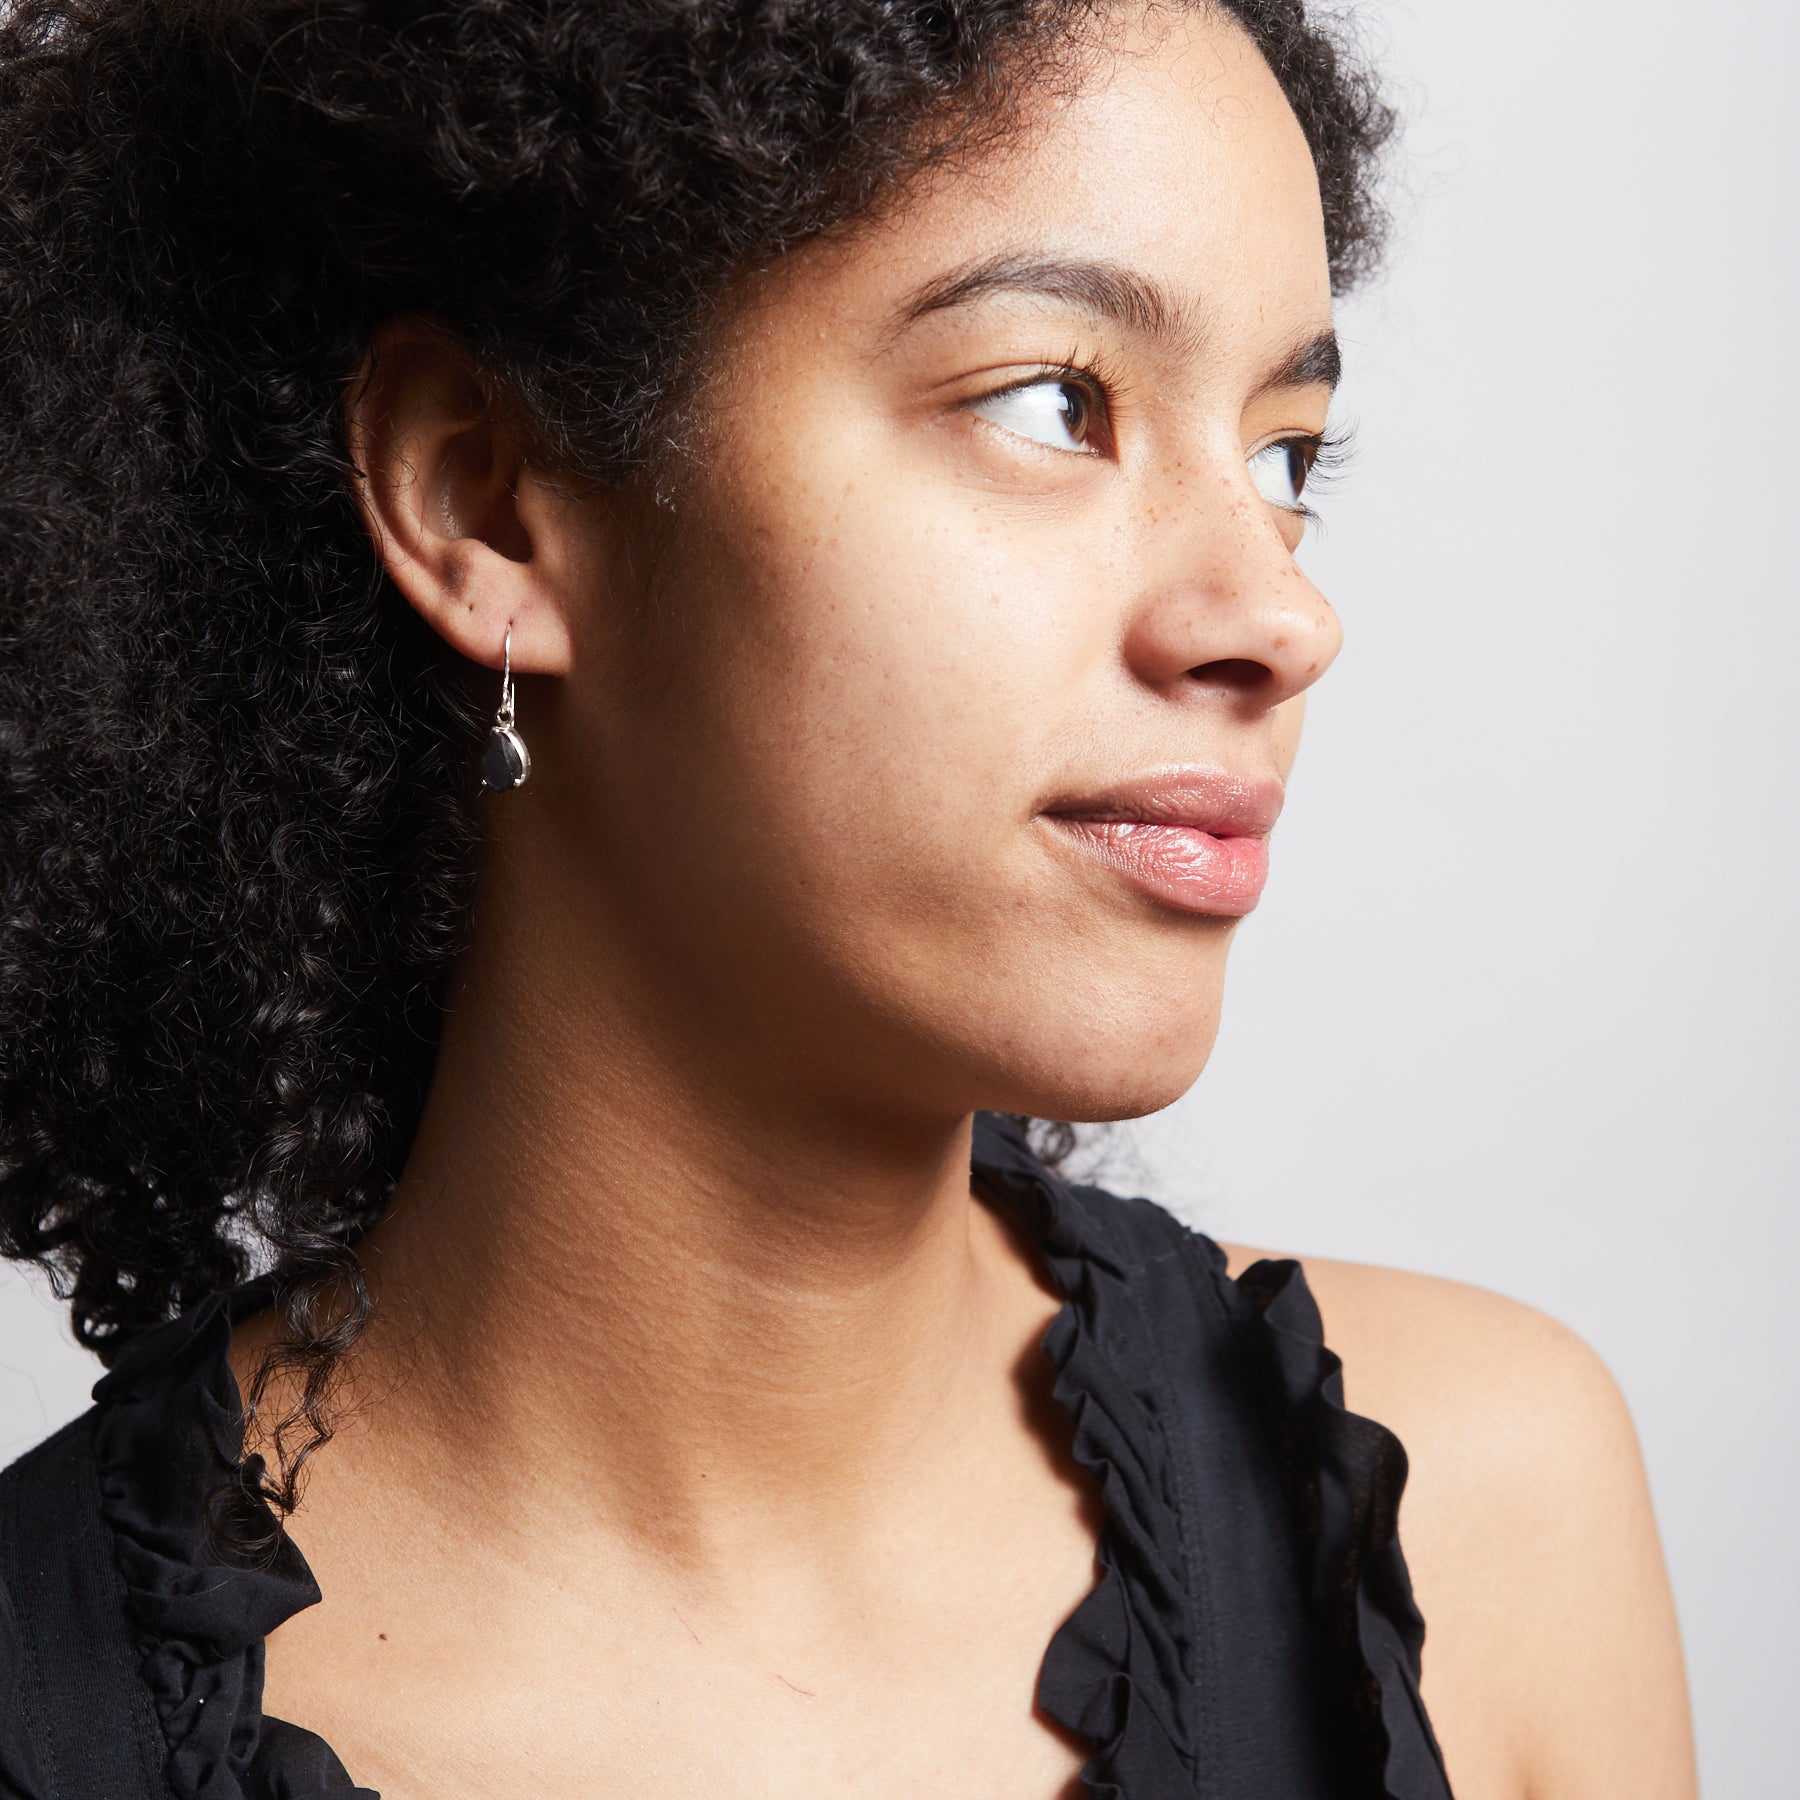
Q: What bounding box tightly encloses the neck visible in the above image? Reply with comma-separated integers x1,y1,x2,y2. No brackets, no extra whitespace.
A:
345,871,1053,1566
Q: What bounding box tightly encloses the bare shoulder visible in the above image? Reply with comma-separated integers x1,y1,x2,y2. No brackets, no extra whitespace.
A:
1218,1245,1697,1800
1219,1247,1623,1468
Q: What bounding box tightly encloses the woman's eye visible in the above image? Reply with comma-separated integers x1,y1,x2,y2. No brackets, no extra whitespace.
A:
1247,438,1317,511
968,378,1098,453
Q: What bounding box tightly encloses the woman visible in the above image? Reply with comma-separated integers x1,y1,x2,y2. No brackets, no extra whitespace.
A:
0,1,1695,1796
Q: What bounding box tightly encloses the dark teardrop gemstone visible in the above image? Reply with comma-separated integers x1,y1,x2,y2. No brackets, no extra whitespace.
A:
480,728,529,792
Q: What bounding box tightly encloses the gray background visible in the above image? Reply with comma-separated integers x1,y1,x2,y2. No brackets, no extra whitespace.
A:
1,1,1792,1793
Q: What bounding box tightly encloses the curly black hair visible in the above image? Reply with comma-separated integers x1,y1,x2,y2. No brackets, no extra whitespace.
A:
0,0,1393,1532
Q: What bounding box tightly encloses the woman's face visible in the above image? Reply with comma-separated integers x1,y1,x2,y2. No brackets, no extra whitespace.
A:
531,3,1340,1126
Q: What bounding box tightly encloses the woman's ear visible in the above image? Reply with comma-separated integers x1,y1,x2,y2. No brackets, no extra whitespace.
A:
345,320,576,676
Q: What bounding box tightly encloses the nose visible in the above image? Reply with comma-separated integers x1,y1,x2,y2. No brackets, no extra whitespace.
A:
1118,458,1342,712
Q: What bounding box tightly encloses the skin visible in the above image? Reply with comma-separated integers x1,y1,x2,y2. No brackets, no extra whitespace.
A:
233,6,1697,1797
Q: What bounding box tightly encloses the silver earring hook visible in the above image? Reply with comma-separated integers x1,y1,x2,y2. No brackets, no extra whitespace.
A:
496,624,516,731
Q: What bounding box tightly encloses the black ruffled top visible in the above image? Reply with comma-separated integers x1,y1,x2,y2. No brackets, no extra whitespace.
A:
6,1115,1454,1799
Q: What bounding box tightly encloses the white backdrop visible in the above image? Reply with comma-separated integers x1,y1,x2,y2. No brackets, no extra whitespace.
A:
2,2,1793,1793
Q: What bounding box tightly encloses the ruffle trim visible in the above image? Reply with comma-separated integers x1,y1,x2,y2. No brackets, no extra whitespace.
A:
1231,1258,1453,1799
972,1116,1203,1797
90,1278,375,1800
971,1113,1451,1800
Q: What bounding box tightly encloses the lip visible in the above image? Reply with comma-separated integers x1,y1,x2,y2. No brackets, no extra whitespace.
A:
1040,767,1284,918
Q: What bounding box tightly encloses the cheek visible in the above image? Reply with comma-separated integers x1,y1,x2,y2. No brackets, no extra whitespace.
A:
642,446,1098,891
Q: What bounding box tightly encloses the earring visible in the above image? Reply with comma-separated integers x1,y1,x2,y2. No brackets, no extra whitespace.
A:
479,625,531,793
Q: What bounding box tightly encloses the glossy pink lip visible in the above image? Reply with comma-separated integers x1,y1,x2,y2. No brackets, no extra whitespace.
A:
1041,768,1284,917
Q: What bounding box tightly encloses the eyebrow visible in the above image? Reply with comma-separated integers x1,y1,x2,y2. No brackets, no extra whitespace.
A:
892,251,1341,392
1261,330,1341,393
897,252,1203,353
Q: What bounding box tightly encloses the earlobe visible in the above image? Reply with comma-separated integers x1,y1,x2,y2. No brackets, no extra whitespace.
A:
345,322,575,676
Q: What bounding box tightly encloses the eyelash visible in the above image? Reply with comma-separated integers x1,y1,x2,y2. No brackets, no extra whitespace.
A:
1282,423,1356,527
974,350,1124,453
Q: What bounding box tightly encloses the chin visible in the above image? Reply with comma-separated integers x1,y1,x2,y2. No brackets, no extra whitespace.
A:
965,978,1226,1128
989,1060,1214,1130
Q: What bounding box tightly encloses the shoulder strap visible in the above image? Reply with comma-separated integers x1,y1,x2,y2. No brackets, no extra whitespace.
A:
1095,1195,1448,1800
1094,1197,1352,1794
0,1412,169,1800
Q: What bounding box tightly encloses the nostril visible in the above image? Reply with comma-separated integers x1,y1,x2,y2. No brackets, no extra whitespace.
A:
1186,657,1268,691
